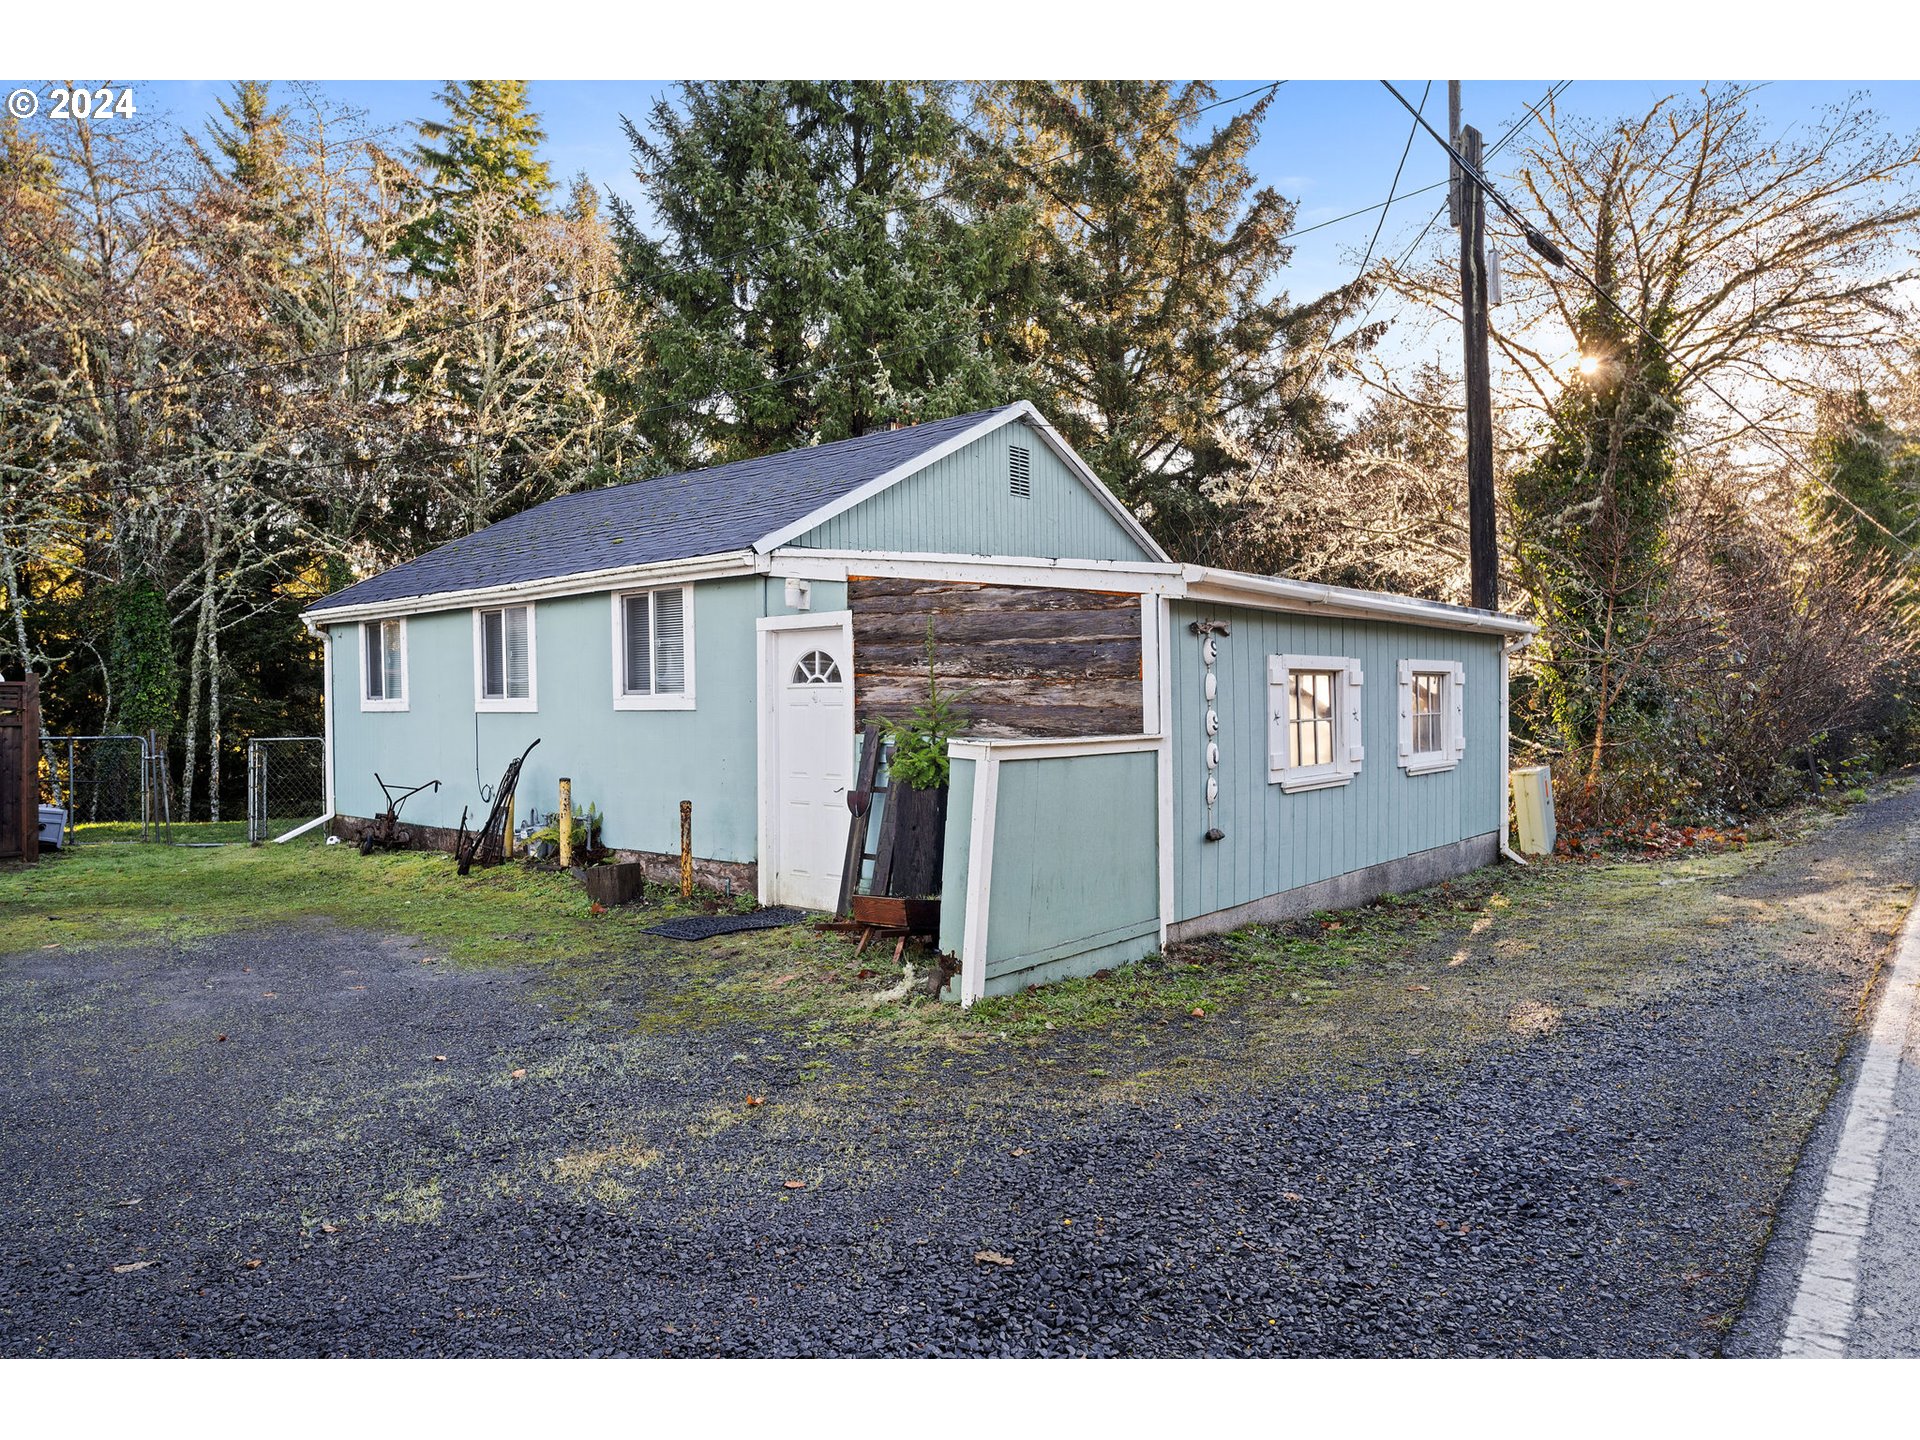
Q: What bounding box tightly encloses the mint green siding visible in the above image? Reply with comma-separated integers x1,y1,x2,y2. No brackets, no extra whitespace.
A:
1168,600,1502,924
939,747,1161,998
792,423,1157,561
937,756,976,959
327,573,836,867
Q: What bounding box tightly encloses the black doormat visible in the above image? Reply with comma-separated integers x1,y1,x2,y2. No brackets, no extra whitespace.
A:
643,907,811,941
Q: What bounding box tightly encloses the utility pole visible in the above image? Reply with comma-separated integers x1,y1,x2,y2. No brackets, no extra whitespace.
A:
1458,123,1498,612
1447,81,1462,228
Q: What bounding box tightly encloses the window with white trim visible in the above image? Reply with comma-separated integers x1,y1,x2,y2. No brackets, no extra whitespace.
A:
360,618,407,711
612,584,695,710
1397,659,1466,774
474,603,536,711
1268,654,1364,790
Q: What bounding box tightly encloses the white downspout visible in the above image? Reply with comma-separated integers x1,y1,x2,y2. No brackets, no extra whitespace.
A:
1499,633,1533,866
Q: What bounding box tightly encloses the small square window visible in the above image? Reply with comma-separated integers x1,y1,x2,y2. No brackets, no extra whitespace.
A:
1398,660,1465,774
1269,654,1364,791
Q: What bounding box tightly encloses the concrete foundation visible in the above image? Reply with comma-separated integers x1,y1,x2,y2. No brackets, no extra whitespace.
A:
330,815,758,895
1168,832,1502,944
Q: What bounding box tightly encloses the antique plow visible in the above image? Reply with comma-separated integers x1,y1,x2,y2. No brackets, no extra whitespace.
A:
358,773,441,855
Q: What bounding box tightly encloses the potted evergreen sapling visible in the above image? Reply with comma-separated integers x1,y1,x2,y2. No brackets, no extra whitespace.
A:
855,623,967,934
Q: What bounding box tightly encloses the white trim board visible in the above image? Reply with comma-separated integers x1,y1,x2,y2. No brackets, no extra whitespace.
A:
754,609,856,909
770,547,1182,594
1183,566,1535,638
305,550,767,628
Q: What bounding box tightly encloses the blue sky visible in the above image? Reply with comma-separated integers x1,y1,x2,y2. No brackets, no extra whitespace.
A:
21,77,1920,327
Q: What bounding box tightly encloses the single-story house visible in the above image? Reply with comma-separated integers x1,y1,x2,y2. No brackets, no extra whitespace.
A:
301,401,1533,1004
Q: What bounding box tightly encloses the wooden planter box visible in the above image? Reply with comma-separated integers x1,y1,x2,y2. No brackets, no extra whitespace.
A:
580,860,647,909
850,893,941,936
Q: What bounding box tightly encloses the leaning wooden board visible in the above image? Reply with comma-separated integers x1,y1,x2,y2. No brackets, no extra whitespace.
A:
849,577,1143,738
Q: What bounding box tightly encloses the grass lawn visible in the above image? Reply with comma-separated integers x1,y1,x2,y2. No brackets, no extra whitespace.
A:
67,820,253,845
0,803,1865,1089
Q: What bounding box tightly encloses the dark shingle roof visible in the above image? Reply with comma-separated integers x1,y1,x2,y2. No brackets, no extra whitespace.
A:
308,407,1010,613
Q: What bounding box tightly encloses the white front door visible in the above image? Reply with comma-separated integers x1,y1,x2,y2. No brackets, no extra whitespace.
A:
767,622,853,910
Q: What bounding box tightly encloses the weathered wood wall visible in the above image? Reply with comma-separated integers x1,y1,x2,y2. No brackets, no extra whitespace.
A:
850,577,1143,738
0,677,42,863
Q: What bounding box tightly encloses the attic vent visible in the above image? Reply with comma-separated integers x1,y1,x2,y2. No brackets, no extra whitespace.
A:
1009,444,1032,498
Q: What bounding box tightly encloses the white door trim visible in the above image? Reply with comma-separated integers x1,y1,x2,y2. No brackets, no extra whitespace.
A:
755,609,856,907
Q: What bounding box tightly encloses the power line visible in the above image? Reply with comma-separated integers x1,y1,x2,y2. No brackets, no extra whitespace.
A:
1381,82,1919,558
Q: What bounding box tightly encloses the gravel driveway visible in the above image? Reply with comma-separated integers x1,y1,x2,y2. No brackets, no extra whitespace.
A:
4,790,1913,1356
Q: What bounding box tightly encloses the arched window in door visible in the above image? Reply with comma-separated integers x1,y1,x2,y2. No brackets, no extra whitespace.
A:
790,650,842,686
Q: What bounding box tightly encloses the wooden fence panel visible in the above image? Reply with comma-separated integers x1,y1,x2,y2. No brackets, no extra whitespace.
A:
0,677,41,863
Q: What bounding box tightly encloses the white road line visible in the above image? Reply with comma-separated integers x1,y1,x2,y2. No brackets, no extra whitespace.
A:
1780,885,1920,1357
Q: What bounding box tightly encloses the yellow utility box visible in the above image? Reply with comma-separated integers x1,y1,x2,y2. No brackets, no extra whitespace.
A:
1511,765,1557,856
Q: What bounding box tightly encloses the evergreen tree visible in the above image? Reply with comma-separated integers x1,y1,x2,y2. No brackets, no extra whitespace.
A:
1804,389,1920,565
1507,281,1681,810
610,81,1024,467
396,80,553,285
965,81,1358,556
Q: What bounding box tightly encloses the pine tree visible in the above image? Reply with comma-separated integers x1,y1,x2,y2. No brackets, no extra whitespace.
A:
610,81,1023,467
965,81,1357,555
396,80,553,286
1805,389,1920,565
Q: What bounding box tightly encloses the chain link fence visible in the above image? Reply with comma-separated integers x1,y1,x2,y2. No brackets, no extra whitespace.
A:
246,737,326,843
39,734,151,841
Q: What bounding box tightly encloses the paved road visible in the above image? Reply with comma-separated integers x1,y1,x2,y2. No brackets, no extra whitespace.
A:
1741,840,1920,1358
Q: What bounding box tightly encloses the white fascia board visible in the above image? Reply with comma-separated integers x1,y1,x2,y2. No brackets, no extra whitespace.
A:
769,547,1183,594
301,550,767,628
1011,402,1172,564
750,407,1024,554
948,734,1166,763
1181,566,1536,638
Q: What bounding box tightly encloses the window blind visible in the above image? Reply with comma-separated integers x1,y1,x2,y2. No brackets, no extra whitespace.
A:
364,622,382,700
623,593,652,694
380,621,403,701
652,588,686,694
503,607,530,698
482,610,505,698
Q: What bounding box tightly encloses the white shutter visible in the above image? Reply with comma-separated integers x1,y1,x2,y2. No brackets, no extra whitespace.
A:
1267,655,1287,778
1450,661,1467,759
653,587,686,694
504,606,530,698
1345,660,1365,767
1396,659,1414,762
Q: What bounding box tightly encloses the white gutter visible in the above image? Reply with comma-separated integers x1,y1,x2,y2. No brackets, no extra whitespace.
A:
770,547,1184,593
299,549,768,627
1181,565,1536,638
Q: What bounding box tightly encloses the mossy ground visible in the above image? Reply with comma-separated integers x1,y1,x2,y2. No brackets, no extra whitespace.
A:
2,786,1899,1096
